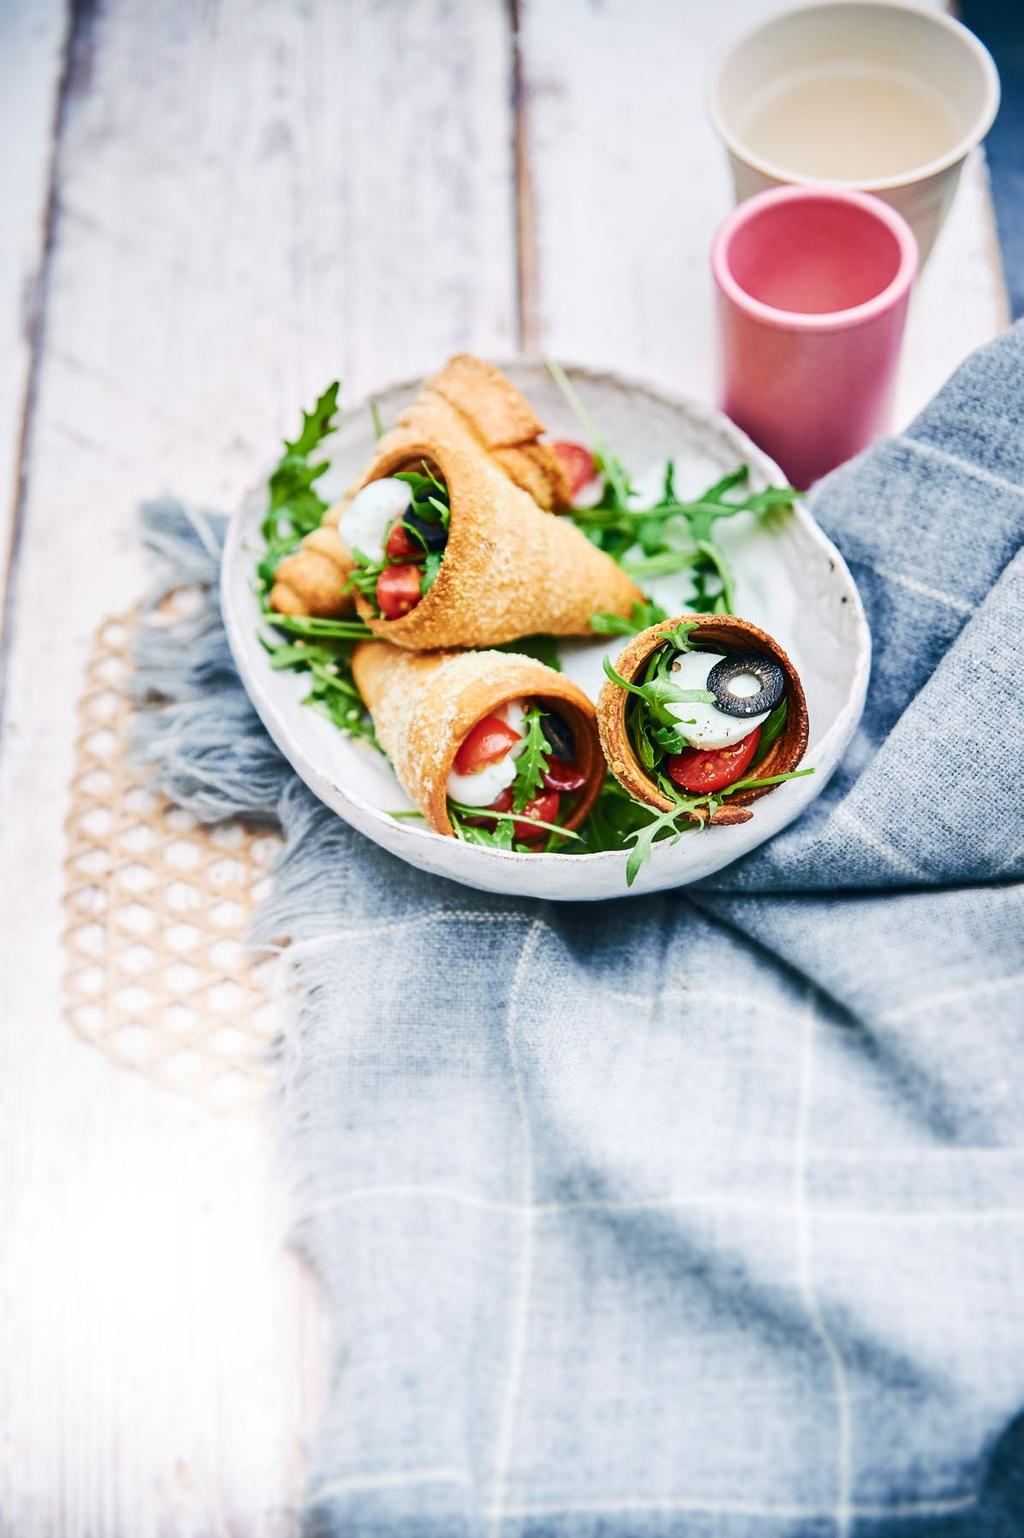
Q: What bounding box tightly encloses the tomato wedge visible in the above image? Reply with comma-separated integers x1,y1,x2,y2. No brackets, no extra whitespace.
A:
376,563,423,619
384,519,424,561
541,757,587,793
667,727,761,794
551,440,597,498
479,786,561,842
454,714,522,775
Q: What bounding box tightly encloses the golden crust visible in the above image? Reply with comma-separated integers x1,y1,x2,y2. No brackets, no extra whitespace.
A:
269,526,355,617
597,615,810,819
428,353,546,448
343,394,641,649
492,442,572,511
352,641,603,838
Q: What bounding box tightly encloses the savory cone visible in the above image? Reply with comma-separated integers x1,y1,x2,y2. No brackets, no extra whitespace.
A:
597,615,809,820
270,526,355,617
270,355,641,638
352,641,604,837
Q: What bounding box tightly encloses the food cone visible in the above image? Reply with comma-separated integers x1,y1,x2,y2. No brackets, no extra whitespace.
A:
270,526,355,617
352,641,604,837
270,355,641,637
597,615,809,820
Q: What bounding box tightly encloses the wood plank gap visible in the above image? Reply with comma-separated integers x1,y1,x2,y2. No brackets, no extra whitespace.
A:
0,0,86,725
507,0,538,355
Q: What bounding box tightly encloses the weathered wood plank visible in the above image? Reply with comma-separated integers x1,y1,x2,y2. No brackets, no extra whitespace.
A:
0,0,69,644
518,0,1007,427
0,1,516,1533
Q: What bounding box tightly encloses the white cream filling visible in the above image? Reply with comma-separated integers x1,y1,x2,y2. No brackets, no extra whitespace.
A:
667,651,769,750
446,701,528,808
338,477,413,563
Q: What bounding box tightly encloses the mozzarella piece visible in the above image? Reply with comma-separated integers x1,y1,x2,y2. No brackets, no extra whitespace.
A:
667,651,769,750
446,701,528,808
338,477,412,563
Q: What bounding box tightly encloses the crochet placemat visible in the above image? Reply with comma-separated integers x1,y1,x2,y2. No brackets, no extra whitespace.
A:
62,607,282,1115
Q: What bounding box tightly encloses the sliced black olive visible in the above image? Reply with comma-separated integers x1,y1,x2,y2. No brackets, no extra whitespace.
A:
401,509,448,553
705,653,785,718
541,710,575,762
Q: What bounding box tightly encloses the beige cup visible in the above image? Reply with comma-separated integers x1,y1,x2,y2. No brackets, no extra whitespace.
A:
708,0,1000,263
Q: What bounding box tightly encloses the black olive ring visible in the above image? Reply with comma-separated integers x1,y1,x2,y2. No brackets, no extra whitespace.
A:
706,653,785,718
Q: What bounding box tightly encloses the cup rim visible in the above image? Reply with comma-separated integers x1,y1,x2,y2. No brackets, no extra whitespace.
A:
707,0,1001,194
711,184,919,331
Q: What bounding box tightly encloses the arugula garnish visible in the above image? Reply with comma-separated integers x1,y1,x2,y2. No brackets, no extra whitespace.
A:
750,698,788,768
510,708,551,812
256,384,378,749
421,551,443,594
591,599,669,637
258,631,379,749
258,381,340,590
546,359,797,616
394,464,451,529
448,802,582,849
343,548,387,612
621,768,814,886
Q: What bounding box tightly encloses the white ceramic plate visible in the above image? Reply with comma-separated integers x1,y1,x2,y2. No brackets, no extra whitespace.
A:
222,363,870,900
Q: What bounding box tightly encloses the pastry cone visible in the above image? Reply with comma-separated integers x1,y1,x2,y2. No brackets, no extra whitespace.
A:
337,380,640,649
597,615,809,821
270,355,637,633
352,641,603,837
428,354,572,510
270,526,354,617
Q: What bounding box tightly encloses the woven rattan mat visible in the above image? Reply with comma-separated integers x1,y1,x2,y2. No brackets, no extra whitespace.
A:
62,606,282,1115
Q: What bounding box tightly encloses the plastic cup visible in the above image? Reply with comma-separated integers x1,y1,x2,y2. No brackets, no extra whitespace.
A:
711,184,918,488
707,0,999,264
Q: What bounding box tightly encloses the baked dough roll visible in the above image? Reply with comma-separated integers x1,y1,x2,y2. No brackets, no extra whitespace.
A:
271,355,640,640
270,526,355,617
352,641,603,842
597,615,809,823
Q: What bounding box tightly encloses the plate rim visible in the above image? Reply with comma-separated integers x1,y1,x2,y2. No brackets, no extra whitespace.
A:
221,359,871,875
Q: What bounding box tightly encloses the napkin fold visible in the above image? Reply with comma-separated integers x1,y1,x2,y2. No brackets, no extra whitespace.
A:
136,324,1024,1538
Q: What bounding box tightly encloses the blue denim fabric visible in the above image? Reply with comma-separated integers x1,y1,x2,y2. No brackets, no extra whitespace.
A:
137,324,1024,1538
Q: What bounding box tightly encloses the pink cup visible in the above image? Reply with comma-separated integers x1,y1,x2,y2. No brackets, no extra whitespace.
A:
711,184,918,488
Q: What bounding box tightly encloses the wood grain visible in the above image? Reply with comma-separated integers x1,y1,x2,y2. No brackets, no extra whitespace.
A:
0,1,516,1532
0,0,69,665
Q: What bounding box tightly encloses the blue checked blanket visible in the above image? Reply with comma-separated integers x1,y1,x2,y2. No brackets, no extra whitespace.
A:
135,324,1024,1538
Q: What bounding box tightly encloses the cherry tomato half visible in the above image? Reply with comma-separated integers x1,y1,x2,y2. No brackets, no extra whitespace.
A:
667,726,761,794
384,519,424,561
454,714,522,776
541,757,587,793
376,563,423,619
481,786,562,843
551,440,597,499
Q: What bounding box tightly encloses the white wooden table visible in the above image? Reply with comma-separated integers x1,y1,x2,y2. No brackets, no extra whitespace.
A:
0,2,1007,1532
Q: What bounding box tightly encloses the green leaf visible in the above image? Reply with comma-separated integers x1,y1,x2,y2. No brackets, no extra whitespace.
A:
450,813,515,850
370,399,385,440
284,381,340,458
510,708,550,812
601,654,713,728
266,614,374,641
448,801,582,845
421,551,443,594
750,698,788,767
590,599,669,637
494,634,563,671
